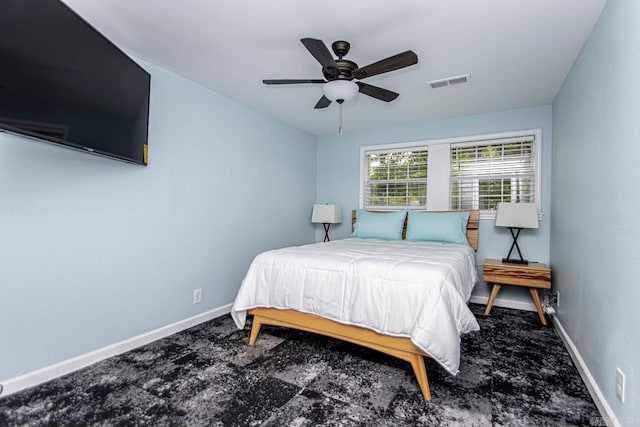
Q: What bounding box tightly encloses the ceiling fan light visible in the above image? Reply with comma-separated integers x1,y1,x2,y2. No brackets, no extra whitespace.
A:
323,80,359,102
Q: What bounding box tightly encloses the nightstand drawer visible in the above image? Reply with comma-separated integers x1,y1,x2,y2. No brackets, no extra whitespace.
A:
483,259,551,289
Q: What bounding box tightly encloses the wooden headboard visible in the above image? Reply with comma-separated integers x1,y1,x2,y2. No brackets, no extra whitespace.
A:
351,210,479,250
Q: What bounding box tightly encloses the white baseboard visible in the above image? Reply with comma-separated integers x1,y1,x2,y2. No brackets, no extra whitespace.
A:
550,314,621,427
469,294,537,312
0,303,233,398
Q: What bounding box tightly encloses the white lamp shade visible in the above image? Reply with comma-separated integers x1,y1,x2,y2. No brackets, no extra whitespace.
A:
322,80,359,102
311,204,342,224
495,202,539,229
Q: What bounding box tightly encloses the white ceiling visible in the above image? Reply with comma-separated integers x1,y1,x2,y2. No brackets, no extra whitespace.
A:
62,0,606,136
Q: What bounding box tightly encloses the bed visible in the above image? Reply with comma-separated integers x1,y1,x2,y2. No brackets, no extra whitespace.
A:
231,209,480,400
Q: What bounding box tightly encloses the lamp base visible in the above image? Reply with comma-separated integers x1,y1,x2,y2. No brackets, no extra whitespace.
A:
502,258,529,265
502,228,529,265
322,223,331,242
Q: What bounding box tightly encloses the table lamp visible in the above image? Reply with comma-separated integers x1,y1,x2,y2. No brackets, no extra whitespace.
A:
495,202,538,264
311,204,342,242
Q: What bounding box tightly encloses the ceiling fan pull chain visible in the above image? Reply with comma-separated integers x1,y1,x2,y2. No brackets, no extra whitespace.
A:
339,103,343,134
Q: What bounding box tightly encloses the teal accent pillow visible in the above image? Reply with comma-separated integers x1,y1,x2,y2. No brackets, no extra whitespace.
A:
351,210,407,240
405,211,470,245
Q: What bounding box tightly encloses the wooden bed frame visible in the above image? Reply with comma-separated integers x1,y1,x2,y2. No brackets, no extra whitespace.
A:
247,210,479,400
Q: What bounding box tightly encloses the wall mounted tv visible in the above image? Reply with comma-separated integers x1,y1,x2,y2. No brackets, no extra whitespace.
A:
0,0,150,165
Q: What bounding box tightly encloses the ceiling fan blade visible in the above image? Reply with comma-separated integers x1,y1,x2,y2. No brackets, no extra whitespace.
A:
356,82,399,102
354,50,418,80
314,95,331,109
263,79,326,85
300,38,339,78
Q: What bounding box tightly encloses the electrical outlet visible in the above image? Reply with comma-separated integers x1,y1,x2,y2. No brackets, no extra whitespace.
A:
542,291,559,309
616,368,625,403
193,289,202,304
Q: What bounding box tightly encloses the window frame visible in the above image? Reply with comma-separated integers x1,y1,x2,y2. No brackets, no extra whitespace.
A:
361,147,429,210
359,129,542,219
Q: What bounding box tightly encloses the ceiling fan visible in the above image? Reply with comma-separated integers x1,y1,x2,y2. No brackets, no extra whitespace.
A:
263,38,418,109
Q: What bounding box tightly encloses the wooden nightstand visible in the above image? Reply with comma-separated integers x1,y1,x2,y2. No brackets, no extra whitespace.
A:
483,259,552,325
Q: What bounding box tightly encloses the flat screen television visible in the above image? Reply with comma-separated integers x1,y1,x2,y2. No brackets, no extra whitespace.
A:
0,0,150,165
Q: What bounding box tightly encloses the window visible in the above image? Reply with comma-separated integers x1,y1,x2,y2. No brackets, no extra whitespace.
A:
363,149,428,209
359,130,541,217
451,137,535,211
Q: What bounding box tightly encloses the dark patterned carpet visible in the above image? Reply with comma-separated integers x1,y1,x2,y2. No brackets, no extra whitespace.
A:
0,304,600,426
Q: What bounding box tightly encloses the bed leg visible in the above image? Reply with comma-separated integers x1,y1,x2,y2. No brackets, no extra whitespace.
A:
248,315,263,346
409,354,431,400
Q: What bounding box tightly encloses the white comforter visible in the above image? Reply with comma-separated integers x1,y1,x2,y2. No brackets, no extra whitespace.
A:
231,238,479,375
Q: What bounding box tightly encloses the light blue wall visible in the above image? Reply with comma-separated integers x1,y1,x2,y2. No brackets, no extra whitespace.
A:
0,60,317,380
552,0,639,423
317,106,552,302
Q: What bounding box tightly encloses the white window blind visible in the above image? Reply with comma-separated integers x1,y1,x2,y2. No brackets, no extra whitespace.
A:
450,136,536,211
364,149,428,209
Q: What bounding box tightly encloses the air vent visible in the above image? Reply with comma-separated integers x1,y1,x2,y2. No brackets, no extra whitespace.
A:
448,75,468,86
428,74,470,89
429,80,449,89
